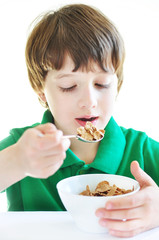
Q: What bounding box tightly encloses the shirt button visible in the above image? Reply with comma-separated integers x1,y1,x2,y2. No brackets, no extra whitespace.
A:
79,170,85,174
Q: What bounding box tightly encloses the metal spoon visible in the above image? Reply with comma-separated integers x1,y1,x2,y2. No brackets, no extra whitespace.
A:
38,132,103,143
62,134,104,143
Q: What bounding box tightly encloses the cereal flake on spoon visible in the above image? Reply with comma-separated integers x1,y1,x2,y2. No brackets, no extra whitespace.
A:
77,121,105,142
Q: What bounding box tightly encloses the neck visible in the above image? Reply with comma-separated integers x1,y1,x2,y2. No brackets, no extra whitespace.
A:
70,140,99,164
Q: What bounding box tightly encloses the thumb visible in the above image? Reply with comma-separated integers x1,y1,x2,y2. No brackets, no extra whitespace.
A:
35,123,58,136
130,160,157,188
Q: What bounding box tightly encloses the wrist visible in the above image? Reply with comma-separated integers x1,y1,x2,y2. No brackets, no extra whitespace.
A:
12,143,27,179
0,144,26,191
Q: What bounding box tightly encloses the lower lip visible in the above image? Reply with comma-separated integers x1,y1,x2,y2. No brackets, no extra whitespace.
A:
75,118,98,127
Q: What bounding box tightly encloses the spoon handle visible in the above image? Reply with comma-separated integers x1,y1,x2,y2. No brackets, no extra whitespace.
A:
62,135,77,139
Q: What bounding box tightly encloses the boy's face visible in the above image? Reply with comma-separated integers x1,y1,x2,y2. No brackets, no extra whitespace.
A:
41,55,118,135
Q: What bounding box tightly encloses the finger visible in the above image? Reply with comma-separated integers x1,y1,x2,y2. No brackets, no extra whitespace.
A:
22,126,62,150
104,190,146,210
35,123,56,134
37,138,70,156
39,158,64,178
131,161,157,188
35,130,64,150
108,226,145,238
26,152,66,178
47,156,65,172
99,218,143,233
61,138,71,151
39,148,67,164
96,206,142,220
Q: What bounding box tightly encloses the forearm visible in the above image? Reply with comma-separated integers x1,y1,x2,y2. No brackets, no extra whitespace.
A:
0,144,25,192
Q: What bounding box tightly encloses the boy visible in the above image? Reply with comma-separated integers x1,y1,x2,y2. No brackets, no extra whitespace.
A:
0,4,159,238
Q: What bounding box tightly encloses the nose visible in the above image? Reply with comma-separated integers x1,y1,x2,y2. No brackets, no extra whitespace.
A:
78,85,97,109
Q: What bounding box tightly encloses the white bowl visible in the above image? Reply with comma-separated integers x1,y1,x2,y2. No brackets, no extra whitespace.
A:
57,174,140,233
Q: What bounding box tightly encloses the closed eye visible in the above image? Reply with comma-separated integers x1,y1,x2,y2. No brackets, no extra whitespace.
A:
59,85,77,92
95,83,110,89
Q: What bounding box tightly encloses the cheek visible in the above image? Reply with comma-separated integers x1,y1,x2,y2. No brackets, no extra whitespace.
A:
46,93,74,120
100,89,117,115
48,97,65,116
102,90,117,105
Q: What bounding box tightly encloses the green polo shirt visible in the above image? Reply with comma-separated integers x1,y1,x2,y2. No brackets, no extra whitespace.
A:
0,110,159,211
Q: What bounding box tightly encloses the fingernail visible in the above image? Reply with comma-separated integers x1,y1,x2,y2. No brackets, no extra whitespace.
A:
96,211,104,217
100,220,107,227
37,132,44,137
106,202,113,209
58,130,63,137
63,139,71,149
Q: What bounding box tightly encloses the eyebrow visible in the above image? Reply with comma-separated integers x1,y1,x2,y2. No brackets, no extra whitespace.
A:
55,69,111,80
56,73,75,79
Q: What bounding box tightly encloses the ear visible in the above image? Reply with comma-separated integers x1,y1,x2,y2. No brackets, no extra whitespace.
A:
38,92,47,103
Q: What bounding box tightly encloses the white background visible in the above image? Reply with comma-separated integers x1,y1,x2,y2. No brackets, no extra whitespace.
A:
0,0,159,211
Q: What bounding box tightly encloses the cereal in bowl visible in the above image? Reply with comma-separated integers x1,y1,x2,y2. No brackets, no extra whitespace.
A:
79,180,134,196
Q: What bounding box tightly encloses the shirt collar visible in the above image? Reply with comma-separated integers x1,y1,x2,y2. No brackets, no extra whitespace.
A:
41,110,54,124
41,110,126,174
89,117,126,174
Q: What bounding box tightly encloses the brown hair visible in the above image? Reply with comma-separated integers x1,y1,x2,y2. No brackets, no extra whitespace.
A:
25,4,125,106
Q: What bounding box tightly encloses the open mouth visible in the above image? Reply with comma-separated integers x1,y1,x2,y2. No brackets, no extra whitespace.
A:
75,116,98,127
77,117,97,121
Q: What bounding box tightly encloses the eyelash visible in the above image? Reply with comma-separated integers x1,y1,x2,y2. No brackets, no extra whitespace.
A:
60,85,76,92
95,83,110,89
60,83,110,92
